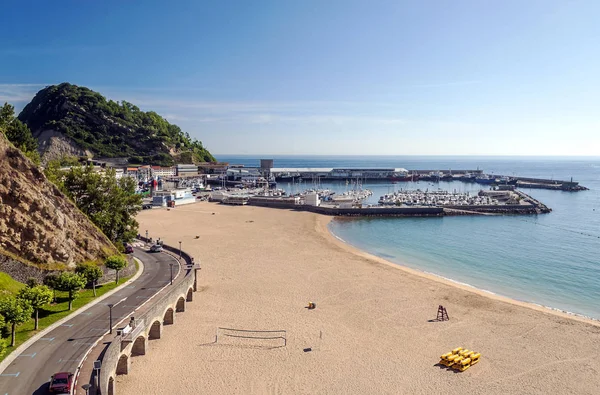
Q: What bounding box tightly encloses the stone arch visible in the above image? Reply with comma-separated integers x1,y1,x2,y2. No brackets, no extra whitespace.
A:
132,335,147,356
186,287,193,302
176,296,185,312
108,376,115,395
116,354,129,375
164,307,174,325
149,320,161,340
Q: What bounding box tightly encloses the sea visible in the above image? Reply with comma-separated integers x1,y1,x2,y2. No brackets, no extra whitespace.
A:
217,155,600,320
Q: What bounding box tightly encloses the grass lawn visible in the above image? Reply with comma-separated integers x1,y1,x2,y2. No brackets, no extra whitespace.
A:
0,272,25,296
0,262,138,362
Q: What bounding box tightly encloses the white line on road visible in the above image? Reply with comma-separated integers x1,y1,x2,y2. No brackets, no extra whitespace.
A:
39,337,54,341
0,372,19,377
58,359,80,363
16,353,36,358
60,324,74,328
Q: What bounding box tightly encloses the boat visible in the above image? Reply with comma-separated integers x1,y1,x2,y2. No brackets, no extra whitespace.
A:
475,174,497,184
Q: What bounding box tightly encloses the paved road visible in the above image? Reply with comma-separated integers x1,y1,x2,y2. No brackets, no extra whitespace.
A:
0,247,179,395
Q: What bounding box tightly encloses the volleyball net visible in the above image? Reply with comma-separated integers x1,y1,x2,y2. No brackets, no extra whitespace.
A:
216,327,287,347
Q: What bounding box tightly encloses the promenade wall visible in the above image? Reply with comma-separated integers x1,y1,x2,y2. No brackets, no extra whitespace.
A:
98,238,198,395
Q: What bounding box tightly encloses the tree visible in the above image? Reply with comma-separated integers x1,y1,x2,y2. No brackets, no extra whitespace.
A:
0,102,40,164
75,262,104,296
55,272,87,310
17,285,53,330
0,296,33,346
0,102,15,132
105,255,127,284
58,165,142,245
43,274,59,303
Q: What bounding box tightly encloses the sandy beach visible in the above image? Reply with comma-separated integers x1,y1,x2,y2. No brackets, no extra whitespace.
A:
117,202,600,394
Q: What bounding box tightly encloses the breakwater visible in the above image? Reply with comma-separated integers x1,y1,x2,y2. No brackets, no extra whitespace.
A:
246,191,550,217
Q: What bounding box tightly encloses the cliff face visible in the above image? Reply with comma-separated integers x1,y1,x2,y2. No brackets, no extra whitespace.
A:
0,134,117,267
18,83,215,166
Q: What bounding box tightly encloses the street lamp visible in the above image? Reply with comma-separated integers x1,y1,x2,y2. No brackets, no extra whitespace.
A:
108,297,127,334
170,263,174,285
82,383,91,395
145,230,149,240
178,241,182,259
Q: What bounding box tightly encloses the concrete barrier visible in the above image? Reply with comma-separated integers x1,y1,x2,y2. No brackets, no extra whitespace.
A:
98,238,199,395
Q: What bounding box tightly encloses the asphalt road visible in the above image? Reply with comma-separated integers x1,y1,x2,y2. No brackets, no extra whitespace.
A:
0,247,178,395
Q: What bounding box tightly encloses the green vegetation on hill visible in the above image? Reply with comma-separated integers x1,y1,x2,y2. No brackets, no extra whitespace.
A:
0,102,40,164
18,83,215,166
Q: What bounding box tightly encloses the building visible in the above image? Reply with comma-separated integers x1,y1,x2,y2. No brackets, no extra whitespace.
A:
138,165,152,181
197,162,228,174
125,167,139,178
151,166,176,178
176,164,199,177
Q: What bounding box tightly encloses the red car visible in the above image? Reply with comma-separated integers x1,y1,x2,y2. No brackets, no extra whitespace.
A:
49,372,73,393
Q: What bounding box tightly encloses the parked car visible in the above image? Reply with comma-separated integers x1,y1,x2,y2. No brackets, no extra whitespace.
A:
149,244,163,253
124,245,134,254
49,372,73,393
142,204,153,210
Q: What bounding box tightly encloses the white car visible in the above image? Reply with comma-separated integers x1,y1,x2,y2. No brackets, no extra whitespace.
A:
149,244,163,253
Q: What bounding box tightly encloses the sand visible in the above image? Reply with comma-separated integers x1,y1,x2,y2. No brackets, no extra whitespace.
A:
117,203,600,394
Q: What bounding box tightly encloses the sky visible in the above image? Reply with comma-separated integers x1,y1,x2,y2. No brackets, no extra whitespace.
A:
1,0,599,156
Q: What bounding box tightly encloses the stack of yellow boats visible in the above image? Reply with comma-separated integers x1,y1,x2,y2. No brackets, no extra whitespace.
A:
439,347,481,372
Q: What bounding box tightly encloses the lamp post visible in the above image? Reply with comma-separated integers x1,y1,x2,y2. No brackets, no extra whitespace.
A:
82,383,91,395
178,241,182,259
145,230,148,240
108,297,127,334
170,263,174,285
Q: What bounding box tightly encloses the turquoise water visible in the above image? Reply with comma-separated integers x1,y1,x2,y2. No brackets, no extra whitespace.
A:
219,156,600,319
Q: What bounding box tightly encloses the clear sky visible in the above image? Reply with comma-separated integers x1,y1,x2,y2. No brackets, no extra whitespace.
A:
1,0,599,156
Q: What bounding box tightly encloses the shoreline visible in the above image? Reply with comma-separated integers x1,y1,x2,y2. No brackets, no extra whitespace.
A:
319,215,600,327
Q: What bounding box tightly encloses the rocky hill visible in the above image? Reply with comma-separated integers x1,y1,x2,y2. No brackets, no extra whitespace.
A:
0,133,117,268
18,83,215,165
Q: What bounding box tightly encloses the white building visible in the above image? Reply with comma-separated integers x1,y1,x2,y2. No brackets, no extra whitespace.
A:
151,166,176,178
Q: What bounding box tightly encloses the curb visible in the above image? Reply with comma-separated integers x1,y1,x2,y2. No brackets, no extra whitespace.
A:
0,257,145,374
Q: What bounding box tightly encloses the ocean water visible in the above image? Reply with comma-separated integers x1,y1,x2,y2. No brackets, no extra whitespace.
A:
218,156,600,319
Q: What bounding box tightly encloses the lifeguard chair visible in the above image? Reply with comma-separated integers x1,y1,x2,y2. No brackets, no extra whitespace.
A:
437,305,449,321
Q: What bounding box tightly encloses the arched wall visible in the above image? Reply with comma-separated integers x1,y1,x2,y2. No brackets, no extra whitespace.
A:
99,238,199,395
176,296,185,312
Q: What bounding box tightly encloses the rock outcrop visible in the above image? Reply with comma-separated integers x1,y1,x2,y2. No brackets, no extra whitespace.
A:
0,134,117,268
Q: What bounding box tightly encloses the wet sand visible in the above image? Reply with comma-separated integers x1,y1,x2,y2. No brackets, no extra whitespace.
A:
118,202,600,394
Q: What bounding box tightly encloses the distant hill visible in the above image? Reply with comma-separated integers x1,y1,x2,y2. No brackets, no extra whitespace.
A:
18,83,215,165
0,133,117,268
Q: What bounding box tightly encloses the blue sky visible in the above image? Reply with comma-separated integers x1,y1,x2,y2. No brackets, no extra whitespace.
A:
1,0,599,156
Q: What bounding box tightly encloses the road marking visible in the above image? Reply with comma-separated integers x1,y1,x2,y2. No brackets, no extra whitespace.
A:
17,352,36,358
39,337,54,341
0,372,19,377
58,359,81,362
126,285,136,288
61,324,74,328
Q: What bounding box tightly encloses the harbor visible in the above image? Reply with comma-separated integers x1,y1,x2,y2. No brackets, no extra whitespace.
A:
136,159,594,216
